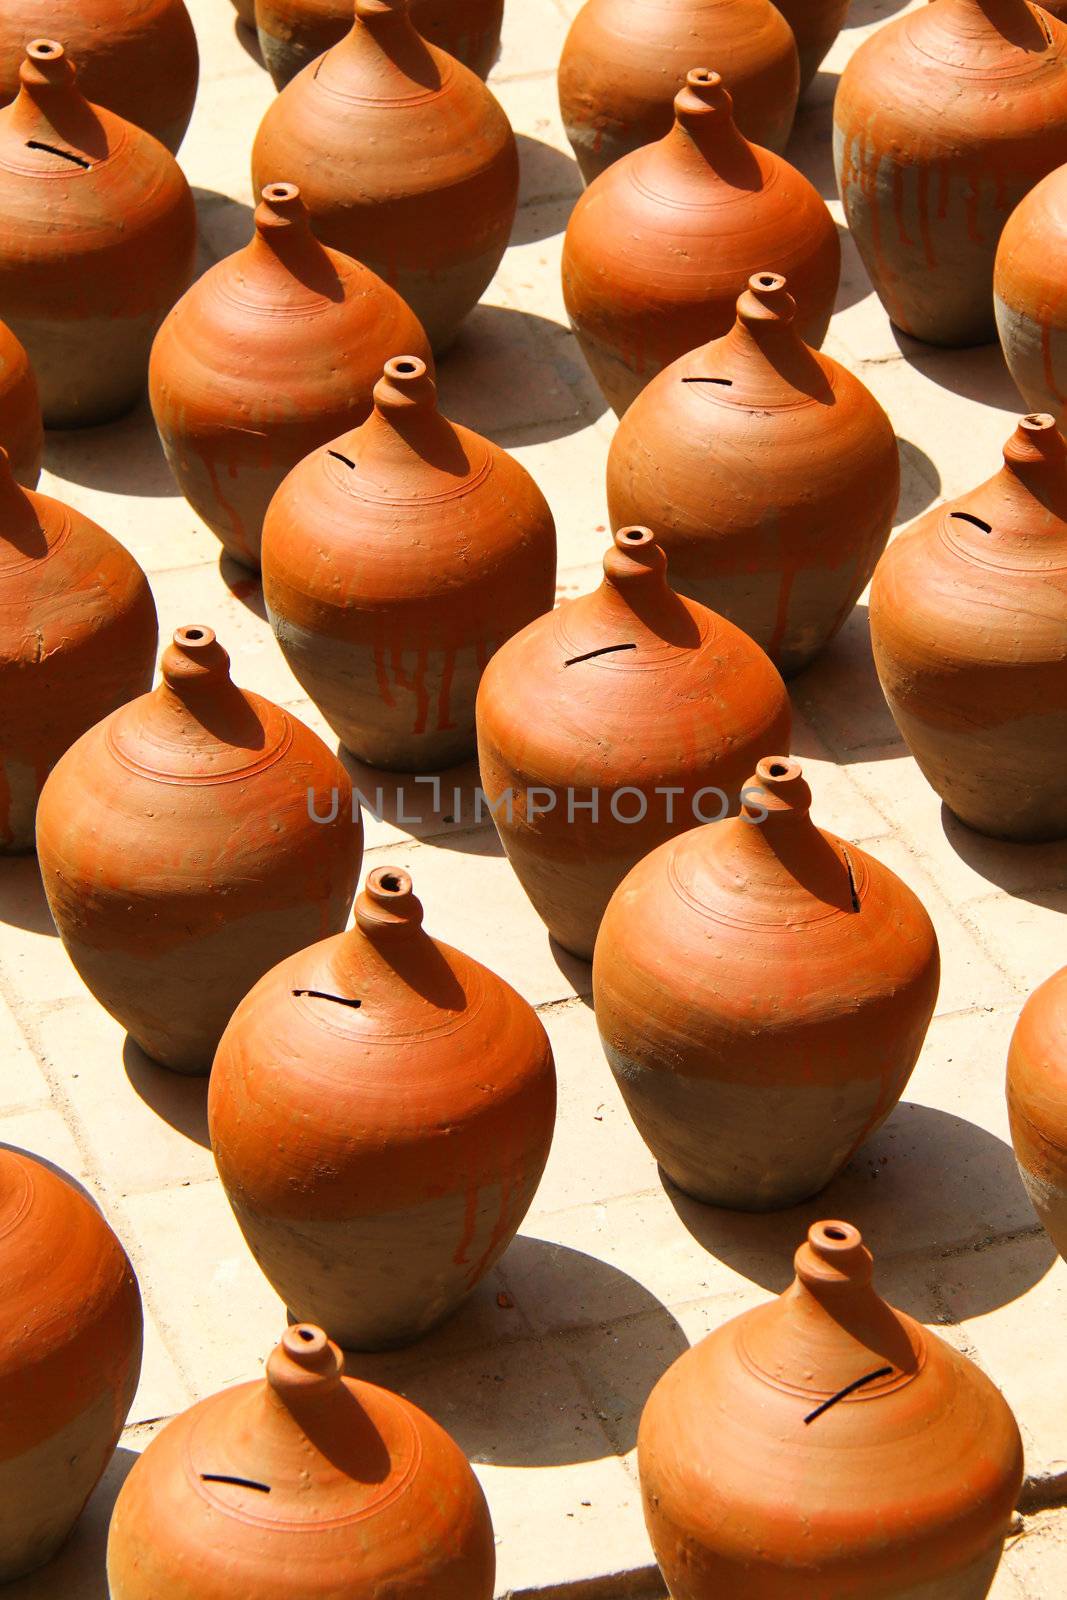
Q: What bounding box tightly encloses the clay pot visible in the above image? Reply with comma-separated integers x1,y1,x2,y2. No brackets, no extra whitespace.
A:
558,0,799,185
869,413,1067,841
593,759,939,1209
210,866,556,1348
774,0,849,92
0,0,198,153
0,317,42,487
262,356,556,770
606,274,898,674
107,1323,495,1599
150,185,432,572
563,74,839,416
834,0,1067,347
256,0,504,88
231,0,256,29
995,164,1067,429
0,1143,142,1582
251,0,518,351
0,451,157,853
639,1220,1024,1598
476,526,792,961
1007,965,1067,1260
0,41,197,427
36,626,362,1073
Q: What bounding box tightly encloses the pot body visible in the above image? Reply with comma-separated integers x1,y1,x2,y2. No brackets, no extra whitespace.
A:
562,83,839,415
606,283,898,674
774,0,850,91
995,165,1067,428
0,0,198,153
1007,965,1067,1259
262,359,556,771
107,1328,495,1598
36,632,362,1072
231,0,256,27
256,0,504,87
834,0,1067,346
0,1145,142,1583
558,0,799,182
0,66,197,426
251,10,518,351
210,875,556,1349
0,317,43,487
593,775,939,1210
0,483,157,853
869,418,1067,841
149,199,432,571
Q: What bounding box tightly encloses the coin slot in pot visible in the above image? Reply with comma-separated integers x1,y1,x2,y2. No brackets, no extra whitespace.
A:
564,643,637,666
292,989,363,1009
949,512,992,533
841,848,861,914
328,451,356,469
803,1366,894,1425
25,141,91,169
200,1474,272,1492
682,378,732,386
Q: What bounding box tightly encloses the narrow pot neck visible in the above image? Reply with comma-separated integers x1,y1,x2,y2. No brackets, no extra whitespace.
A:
592,527,698,647
331,0,442,95
7,41,109,160
0,450,47,564
703,274,828,401
332,358,472,483
240,184,342,303
651,70,762,191
151,628,267,754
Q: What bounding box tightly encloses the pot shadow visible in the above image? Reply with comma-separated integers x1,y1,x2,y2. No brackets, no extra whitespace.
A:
234,16,266,68
550,935,594,1004
43,398,175,499
665,1102,1056,1319
194,188,257,268
895,435,941,526
512,134,582,245
123,1037,210,1149
890,325,1026,412
2,1445,141,1600
220,555,266,618
343,1236,690,1466
0,855,57,934
339,749,511,853
789,600,905,758
832,222,873,315
435,304,606,445
786,83,838,203
844,0,912,26
941,806,1067,906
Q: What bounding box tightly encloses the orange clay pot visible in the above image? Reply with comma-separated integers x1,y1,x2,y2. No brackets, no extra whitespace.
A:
150,184,432,572
593,759,939,1209
0,317,42,487
639,1220,1024,1598
256,0,504,87
558,0,799,184
775,0,849,92
0,450,157,853
995,165,1067,429
563,73,839,416
0,1144,142,1583
0,0,198,154
1007,965,1067,1260
36,626,362,1074
251,0,518,352
834,0,1067,347
475,527,792,961
0,41,196,427
107,1324,495,1599
870,413,1067,841
606,274,898,675
262,356,556,770
210,866,556,1349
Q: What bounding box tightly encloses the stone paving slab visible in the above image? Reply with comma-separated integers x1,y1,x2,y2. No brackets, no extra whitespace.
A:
2,0,1067,1595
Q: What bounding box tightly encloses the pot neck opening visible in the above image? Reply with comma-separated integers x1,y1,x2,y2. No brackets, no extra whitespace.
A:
597,527,700,646
347,357,472,478
9,40,108,161
156,628,268,751
998,413,1067,519
261,1325,393,1481
715,274,829,397
734,758,859,912
663,70,761,189
790,1221,921,1377
246,183,343,301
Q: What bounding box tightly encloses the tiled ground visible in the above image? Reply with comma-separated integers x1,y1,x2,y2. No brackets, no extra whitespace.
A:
2,0,1067,1594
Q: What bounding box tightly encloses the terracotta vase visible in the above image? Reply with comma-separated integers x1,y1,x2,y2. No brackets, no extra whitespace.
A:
558,0,799,185
210,866,556,1348
639,1220,1024,1598
834,0,1067,347
0,41,197,427
0,1143,142,1583
256,0,504,88
0,0,198,153
251,0,518,351
869,413,1067,841
0,317,43,487
107,1324,495,1598
150,184,432,572
262,356,556,770
774,0,849,92
606,274,898,674
1007,965,1067,1260
995,164,1067,429
593,759,939,1209
36,626,362,1073
475,527,792,961
0,451,157,853
563,74,839,416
